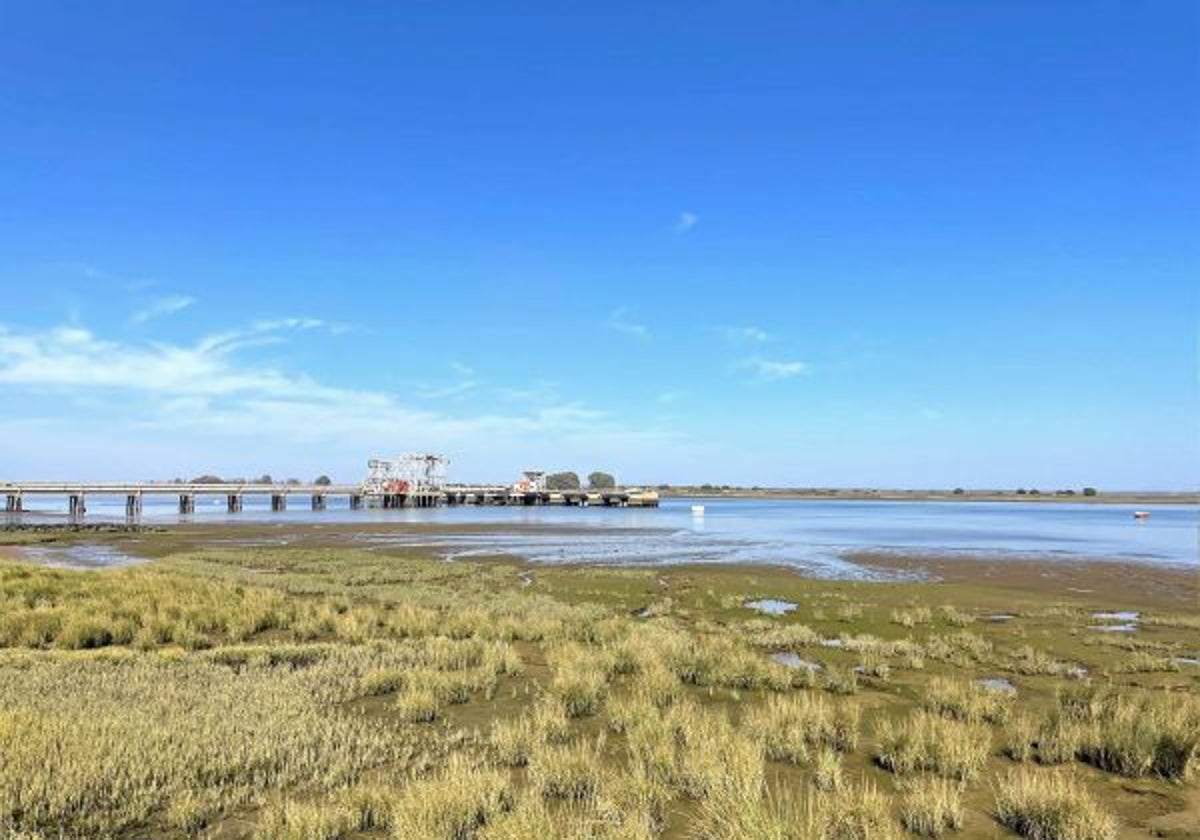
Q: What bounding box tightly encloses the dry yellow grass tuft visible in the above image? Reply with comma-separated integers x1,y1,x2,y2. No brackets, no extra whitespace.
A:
876,711,990,781
529,736,605,800
390,756,512,839
900,777,964,837
994,768,1116,840
924,675,1012,724
0,648,412,837
745,692,860,764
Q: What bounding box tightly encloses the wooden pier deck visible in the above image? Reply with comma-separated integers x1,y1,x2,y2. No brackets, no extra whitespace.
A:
1,481,659,521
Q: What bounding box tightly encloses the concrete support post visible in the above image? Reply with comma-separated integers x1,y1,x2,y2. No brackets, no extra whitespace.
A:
349,494,363,510
4,494,21,513
227,494,243,513
178,494,195,515
125,494,142,523
271,494,287,512
69,493,86,521
311,494,326,511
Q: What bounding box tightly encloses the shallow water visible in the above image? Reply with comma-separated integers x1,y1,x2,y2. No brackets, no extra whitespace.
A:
770,652,822,671
5,496,1195,577
20,544,143,570
745,598,797,616
1092,611,1140,621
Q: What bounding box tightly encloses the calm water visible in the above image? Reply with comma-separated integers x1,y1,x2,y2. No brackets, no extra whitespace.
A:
7,495,1195,577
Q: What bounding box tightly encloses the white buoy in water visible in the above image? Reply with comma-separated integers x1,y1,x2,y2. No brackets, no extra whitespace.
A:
691,505,705,516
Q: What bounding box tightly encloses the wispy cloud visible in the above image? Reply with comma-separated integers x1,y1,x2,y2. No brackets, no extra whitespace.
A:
676,211,698,233
607,308,650,340
721,325,771,344
251,317,323,332
130,294,196,324
0,321,677,454
739,356,809,381
415,362,480,400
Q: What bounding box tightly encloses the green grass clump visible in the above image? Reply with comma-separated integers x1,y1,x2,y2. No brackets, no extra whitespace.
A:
994,768,1116,840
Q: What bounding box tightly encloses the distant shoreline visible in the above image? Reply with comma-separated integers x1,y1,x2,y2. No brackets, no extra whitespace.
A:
656,488,1198,505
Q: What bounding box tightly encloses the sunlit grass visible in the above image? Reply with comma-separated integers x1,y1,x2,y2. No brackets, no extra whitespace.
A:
994,768,1116,840
875,710,990,781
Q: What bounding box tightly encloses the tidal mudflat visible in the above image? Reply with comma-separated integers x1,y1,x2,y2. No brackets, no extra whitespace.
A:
0,523,1197,840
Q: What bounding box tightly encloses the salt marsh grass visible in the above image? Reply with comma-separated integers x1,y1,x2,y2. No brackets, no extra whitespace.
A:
695,783,899,840
390,756,512,839
994,769,1116,840
0,542,1194,838
900,777,963,837
396,685,441,722
811,747,843,791
745,692,860,764
876,711,990,781
0,649,411,836
938,606,976,627
924,675,1012,724
549,643,608,716
529,736,605,800
1058,687,1200,780
489,715,539,766
892,606,932,627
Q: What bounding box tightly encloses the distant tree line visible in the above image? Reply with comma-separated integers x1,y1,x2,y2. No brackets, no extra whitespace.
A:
178,474,335,485
544,471,617,490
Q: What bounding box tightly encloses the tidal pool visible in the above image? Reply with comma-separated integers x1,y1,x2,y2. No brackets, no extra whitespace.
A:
977,677,1017,694
770,652,823,671
20,544,143,570
744,598,797,616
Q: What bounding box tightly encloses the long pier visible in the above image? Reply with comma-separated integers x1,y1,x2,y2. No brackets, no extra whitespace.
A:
1,481,659,522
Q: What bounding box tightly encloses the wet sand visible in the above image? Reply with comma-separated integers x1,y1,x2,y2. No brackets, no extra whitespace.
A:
847,550,1199,611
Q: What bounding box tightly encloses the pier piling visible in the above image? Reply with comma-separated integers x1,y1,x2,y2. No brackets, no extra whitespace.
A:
0,481,657,517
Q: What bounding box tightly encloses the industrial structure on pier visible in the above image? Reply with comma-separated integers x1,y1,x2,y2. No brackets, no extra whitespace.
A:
2,453,659,522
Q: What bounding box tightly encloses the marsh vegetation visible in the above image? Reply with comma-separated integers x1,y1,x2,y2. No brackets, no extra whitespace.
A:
0,532,1196,839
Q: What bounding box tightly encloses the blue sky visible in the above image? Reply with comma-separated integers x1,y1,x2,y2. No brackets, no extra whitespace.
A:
1,2,1196,489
